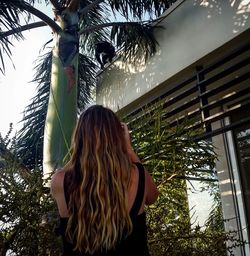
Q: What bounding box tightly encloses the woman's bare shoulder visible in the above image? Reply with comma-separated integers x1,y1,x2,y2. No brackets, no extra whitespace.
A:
52,168,66,182
50,169,66,197
144,168,159,205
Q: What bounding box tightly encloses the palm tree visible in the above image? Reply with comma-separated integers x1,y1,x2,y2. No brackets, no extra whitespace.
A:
0,0,177,178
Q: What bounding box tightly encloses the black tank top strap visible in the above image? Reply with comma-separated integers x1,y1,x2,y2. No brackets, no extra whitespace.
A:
64,172,70,206
129,162,145,218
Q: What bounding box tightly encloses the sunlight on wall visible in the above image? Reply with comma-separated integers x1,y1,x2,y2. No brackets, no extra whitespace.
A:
236,0,250,14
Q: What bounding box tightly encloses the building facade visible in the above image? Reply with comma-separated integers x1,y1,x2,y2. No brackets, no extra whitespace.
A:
96,1,250,255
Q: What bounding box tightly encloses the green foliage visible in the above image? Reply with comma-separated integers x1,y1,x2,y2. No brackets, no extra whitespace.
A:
108,0,177,20
111,21,160,64
124,104,245,255
0,131,61,256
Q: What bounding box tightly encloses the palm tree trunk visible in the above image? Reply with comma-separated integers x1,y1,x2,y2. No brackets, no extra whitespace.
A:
43,14,78,182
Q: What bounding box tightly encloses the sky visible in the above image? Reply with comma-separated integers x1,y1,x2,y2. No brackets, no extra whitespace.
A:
0,3,52,137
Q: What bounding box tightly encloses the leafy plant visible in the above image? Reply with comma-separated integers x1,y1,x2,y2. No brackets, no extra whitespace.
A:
0,130,60,256
124,104,246,255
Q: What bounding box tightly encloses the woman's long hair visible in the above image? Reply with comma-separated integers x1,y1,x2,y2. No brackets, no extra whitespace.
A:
64,105,133,253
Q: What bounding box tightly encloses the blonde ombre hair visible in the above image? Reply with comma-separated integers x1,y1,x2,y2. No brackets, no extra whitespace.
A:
64,105,133,253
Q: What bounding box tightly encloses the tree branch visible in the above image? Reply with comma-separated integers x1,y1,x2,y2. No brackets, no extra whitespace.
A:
1,22,48,38
22,2,62,33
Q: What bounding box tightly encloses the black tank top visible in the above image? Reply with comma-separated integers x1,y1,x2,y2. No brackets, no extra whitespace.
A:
58,162,150,256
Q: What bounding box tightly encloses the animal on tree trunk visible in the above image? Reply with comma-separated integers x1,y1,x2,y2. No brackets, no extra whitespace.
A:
95,41,116,69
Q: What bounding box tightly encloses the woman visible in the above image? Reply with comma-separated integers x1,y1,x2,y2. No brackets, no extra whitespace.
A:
50,105,159,255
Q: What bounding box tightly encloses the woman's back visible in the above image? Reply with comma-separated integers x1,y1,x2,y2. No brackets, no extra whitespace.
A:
59,163,149,256
50,105,159,255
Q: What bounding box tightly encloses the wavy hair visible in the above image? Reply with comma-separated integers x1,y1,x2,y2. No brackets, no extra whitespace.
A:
64,105,133,253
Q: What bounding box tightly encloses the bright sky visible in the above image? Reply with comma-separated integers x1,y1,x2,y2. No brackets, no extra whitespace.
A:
0,3,51,137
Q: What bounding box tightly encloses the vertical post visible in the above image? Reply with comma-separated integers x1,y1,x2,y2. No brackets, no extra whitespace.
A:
196,65,212,133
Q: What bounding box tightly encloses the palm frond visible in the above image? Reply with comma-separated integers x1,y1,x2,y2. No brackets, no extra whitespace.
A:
0,0,28,73
108,0,177,20
0,37,15,74
0,1,27,30
111,21,161,64
0,1,43,38
77,53,98,112
79,1,111,56
0,0,58,74
16,51,52,169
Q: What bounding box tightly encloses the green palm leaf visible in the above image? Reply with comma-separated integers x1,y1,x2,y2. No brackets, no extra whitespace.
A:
111,21,160,63
0,0,59,74
108,0,177,19
0,0,27,73
79,0,111,55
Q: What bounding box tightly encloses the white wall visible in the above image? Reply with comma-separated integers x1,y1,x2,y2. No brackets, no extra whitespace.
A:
96,0,250,111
